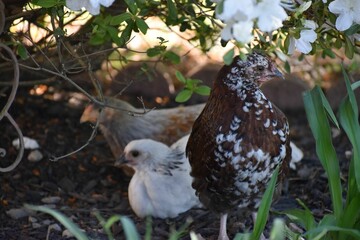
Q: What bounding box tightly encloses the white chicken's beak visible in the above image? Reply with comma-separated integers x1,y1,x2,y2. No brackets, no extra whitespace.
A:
114,153,128,167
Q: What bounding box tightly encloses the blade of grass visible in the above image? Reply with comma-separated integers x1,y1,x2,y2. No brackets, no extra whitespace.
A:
339,68,360,191
351,80,360,90
303,87,343,221
250,167,280,240
283,198,317,239
269,218,286,240
25,204,89,240
303,225,360,239
144,216,152,240
103,215,140,240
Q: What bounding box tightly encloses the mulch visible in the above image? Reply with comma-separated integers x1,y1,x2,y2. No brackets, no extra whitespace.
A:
0,77,352,240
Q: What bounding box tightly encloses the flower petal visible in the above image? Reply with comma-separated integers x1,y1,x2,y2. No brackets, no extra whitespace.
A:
300,30,317,43
254,0,288,32
335,13,353,31
288,37,296,55
66,0,89,11
232,21,254,43
329,0,348,14
296,39,313,54
221,23,233,41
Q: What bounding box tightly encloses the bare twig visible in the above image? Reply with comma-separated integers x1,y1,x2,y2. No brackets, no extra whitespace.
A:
0,40,24,172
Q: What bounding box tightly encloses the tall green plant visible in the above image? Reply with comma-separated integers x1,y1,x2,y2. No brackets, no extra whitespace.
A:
284,69,360,239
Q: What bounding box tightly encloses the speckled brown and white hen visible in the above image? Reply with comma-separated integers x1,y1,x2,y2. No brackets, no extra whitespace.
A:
186,52,291,240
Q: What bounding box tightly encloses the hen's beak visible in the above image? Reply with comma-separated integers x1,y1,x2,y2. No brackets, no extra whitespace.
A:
273,69,284,80
114,153,127,167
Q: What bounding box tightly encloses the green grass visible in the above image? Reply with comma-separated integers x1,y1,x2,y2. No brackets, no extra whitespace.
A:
283,67,360,240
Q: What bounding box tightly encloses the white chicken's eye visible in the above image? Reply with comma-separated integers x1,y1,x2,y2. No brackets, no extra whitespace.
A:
131,150,140,157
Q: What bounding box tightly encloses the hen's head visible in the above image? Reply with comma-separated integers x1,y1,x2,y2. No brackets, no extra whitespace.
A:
217,52,283,92
118,139,170,169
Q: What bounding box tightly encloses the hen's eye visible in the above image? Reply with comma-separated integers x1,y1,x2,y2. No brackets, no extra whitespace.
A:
257,66,265,71
131,150,140,157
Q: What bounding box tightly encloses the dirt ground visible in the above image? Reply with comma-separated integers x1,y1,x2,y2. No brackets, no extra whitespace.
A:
0,69,354,240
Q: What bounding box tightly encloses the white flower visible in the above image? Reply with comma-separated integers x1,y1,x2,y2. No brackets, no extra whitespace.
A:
216,0,255,22
232,21,254,43
288,20,317,54
220,20,254,44
252,0,288,32
66,0,115,15
328,0,360,31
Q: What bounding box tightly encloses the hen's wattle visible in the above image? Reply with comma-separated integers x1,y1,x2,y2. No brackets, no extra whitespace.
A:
116,135,201,219
186,52,291,240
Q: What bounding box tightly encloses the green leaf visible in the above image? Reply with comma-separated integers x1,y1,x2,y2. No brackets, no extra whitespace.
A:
303,87,343,222
339,67,360,191
194,85,211,96
167,0,178,22
124,0,138,14
344,35,354,59
110,13,133,25
164,51,180,64
250,167,279,240
120,20,135,45
344,24,360,36
303,225,360,239
323,49,336,59
223,48,235,65
146,46,165,57
89,33,106,45
234,233,251,240
104,215,140,240
106,26,124,46
17,44,28,60
352,81,360,90
175,89,192,103
270,218,286,240
319,89,339,128
283,200,316,237
341,195,360,229
175,71,186,83
32,0,59,8
135,17,148,34
284,61,291,74
25,204,89,240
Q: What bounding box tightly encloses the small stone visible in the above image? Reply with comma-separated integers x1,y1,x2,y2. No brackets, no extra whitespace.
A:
297,165,311,179
28,150,43,162
32,223,42,229
48,223,62,232
6,208,31,219
42,219,52,225
41,196,61,204
28,216,38,223
345,150,352,159
12,137,40,150
62,229,74,238
331,128,341,138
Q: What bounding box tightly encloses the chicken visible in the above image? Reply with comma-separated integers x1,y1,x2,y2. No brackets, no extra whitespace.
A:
115,135,201,219
80,97,204,158
186,52,291,240
80,97,302,169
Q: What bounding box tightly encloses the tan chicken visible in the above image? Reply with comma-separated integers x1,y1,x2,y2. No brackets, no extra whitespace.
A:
80,97,204,158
